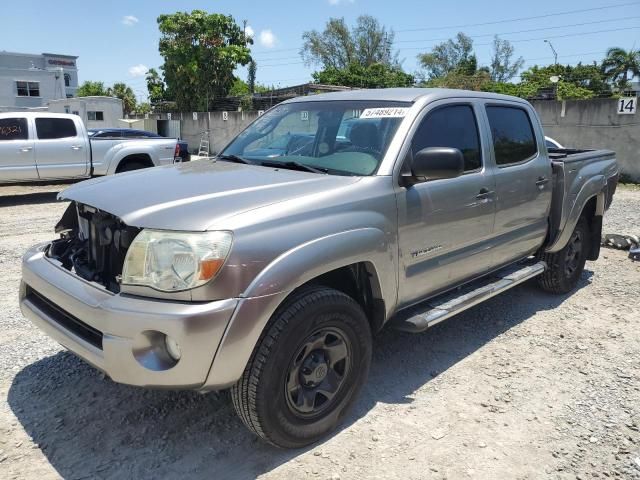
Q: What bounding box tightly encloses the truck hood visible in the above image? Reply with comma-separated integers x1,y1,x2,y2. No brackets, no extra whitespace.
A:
59,160,361,231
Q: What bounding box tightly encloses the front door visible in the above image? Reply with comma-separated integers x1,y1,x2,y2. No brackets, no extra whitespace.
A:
0,116,36,181
396,102,496,307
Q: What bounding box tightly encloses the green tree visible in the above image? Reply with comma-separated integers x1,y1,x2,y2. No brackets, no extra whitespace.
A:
247,60,257,94
490,36,524,83
145,68,166,105
136,102,152,114
157,10,252,111
229,78,249,96
417,33,475,79
302,16,397,69
312,62,414,88
76,81,108,97
107,82,137,114
601,47,640,89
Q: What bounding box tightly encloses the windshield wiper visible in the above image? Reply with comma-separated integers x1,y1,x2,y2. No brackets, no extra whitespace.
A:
216,154,253,164
261,160,328,174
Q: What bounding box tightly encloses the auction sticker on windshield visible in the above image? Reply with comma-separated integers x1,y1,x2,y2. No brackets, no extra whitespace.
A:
360,107,409,119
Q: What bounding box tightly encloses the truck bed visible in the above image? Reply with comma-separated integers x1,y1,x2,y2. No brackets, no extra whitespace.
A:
547,148,618,252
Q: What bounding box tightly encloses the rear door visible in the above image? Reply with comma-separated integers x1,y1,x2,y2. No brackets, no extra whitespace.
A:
0,116,37,181
34,117,89,179
483,103,552,266
395,100,497,306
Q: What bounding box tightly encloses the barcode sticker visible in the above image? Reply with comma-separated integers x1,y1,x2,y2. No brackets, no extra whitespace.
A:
360,107,409,119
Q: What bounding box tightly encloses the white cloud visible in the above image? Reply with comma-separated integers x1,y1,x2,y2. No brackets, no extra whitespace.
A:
328,0,354,5
259,29,277,48
245,25,255,38
122,15,139,26
128,64,148,77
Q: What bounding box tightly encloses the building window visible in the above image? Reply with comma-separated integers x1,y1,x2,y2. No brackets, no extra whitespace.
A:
64,73,71,87
16,81,40,97
87,111,104,121
64,106,70,114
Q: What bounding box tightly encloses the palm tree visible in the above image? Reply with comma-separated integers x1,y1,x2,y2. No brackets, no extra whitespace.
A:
601,47,640,89
107,82,137,114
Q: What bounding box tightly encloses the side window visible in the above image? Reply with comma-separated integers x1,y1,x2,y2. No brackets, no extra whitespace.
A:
411,105,482,171
35,118,77,139
0,118,28,141
485,106,537,166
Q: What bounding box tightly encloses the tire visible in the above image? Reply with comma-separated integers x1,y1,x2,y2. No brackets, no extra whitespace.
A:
116,161,148,173
538,217,590,294
231,286,372,448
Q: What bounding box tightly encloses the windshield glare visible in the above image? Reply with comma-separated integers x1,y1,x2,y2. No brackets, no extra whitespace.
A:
223,100,411,176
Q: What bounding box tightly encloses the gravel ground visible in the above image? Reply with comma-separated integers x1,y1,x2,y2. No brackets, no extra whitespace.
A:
0,183,639,480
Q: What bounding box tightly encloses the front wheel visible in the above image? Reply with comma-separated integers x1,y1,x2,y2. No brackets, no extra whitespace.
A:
231,286,372,448
538,217,590,294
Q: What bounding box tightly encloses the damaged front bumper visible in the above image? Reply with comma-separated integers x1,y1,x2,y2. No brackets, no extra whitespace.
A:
20,242,238,389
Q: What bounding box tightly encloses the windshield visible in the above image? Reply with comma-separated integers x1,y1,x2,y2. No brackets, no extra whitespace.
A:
222,100,411,176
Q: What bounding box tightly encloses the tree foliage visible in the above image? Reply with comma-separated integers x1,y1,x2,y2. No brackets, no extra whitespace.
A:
601,47,640,89
146,68,166,105
247,60,257,94
157,10,252,111
76,81,108,97
107,82,137,114
490,36,524,82
312,62,414,88
417,33,475,79
302,16,397,69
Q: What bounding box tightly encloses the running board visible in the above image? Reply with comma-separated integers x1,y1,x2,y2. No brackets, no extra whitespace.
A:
393,261,546,333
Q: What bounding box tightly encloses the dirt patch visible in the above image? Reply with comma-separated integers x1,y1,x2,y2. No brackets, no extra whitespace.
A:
1,184,639,479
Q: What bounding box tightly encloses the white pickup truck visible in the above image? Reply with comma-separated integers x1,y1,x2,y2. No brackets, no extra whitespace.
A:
0,112,183,183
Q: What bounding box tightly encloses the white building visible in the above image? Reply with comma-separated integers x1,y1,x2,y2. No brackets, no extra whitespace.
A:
48,96,124,129
0,51,78,111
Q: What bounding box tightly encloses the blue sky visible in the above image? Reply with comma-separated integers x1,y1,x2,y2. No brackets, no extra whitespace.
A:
1,0,638,101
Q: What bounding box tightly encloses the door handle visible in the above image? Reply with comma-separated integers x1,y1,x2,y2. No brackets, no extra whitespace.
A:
476,188,494,200
71,145,83,150
536,176,549,188
19,146,32,153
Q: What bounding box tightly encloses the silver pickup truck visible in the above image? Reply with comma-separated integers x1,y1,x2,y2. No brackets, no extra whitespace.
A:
19,88,618,448
0,112,183,183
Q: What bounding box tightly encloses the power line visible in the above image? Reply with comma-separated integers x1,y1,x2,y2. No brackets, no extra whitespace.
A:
398,26,640,51
252,17,638,61
396,1,640,32
394,16,640,44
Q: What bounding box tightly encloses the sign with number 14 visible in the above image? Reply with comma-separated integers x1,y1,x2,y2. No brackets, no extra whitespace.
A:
617,97,636,115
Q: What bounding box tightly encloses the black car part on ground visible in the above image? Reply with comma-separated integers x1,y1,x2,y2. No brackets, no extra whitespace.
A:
47,202,139,293
601,233,639,262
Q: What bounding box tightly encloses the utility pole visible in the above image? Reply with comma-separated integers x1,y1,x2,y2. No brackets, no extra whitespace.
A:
544,40,558,65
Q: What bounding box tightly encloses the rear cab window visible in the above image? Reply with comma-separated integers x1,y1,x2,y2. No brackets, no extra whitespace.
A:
485,106,537,166
35,118,77,140
0,117,28,141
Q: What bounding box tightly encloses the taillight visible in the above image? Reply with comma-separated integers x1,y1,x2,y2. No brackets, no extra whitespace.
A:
174,143,180,158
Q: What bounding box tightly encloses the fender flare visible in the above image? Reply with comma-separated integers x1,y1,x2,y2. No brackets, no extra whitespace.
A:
546,175,606,253
203,228,396,390
104,145,157,175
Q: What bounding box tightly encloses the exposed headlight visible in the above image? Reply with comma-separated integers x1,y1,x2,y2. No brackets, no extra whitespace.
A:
121,230,232,292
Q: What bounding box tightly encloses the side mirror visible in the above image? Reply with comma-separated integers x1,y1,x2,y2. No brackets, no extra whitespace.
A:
401,147,464,186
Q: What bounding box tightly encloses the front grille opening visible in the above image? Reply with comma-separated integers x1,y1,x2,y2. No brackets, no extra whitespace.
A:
26,285,103,350
47,202,140,293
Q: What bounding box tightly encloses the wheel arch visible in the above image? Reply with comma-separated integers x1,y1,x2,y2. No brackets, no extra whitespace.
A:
203,229,396,390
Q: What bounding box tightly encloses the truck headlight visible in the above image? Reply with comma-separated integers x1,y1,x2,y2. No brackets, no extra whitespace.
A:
121,230,232,292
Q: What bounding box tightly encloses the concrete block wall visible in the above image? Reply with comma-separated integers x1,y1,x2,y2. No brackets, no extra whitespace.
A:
531,98,639,181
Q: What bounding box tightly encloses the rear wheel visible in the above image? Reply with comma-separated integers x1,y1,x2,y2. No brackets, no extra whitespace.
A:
231,286,372,448
538,217,590,294
116,161,149,173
